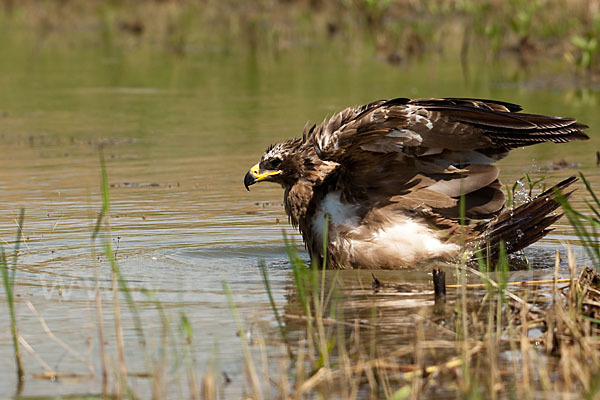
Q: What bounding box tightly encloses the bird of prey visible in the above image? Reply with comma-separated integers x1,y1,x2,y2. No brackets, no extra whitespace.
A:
244,98,589,269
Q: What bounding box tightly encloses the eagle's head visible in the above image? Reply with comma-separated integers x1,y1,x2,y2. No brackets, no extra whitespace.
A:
244,137,315,190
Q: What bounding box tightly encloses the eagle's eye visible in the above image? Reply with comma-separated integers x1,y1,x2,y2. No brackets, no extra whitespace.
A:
268,158,282,170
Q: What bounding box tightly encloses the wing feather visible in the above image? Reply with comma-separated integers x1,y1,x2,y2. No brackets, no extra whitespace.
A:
312,97,589,220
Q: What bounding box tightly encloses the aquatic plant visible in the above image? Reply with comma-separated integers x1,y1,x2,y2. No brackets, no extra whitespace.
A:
0,209,25,386
223,281,263,399
571,35,599,72
557,173,600,269
506,172,546,208
507,0,540,43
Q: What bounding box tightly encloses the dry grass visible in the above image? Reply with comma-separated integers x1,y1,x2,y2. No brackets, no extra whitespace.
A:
237,250,600,399
229,176,600,399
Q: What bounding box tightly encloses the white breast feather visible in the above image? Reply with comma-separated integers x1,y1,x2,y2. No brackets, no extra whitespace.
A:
312,192,360,242
342,216,459,267
313,193,459,267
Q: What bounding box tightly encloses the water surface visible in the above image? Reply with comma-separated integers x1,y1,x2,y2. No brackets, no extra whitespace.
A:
0,39,598,398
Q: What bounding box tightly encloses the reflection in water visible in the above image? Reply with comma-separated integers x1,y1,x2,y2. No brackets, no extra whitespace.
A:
0,36,598,398
277,263,580,397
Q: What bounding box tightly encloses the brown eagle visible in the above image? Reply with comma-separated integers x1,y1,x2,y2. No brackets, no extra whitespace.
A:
244,98,589,269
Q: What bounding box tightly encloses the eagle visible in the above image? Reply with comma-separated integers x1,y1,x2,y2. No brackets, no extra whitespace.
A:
244,98,589,269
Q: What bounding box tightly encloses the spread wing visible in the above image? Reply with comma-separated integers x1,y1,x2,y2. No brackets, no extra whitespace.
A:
312,97,589,219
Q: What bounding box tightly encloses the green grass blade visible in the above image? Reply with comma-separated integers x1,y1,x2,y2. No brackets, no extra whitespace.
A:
284,233,309,314
11,209,24,286
98,149,148,351
259,260,294,360
556,180,600,268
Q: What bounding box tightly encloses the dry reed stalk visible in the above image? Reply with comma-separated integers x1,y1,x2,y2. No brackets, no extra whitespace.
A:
406,342,484,380
186,366,200,400
532,350,552,393
410,317,425,400
201,367,216,400
112,273,127,398
294,332,306,396
519,304,531,396
347,357,361,400
277,344,290,398
184,335,199,400
412,313,457,339
18,335,53,374
560,343,574,392
377,356,394,400
345,323,362,400
457,259,473,395
446,278,573,288
463,265,534,311
486,301,500,400
223,281,263,399
33,371,93,380
25,300,92,371
256,333,271,400
505,311,524,399
152,321,168,400
297,366,333,394
567,247,577,310
364,362,377,400
295,340,485,397
554,249,561,305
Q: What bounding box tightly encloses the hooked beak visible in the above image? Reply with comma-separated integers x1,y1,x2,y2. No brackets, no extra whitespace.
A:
244,163,281,191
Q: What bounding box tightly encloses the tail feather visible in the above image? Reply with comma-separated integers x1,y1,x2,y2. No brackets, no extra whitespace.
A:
470,176,576,260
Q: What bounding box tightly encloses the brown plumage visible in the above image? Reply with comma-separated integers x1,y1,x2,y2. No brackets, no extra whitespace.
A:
244,97,589,269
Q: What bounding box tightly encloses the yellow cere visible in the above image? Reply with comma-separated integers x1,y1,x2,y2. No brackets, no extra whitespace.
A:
250,163,281,181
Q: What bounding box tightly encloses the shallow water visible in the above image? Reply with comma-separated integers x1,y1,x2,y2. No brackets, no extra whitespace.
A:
0,37,599,398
